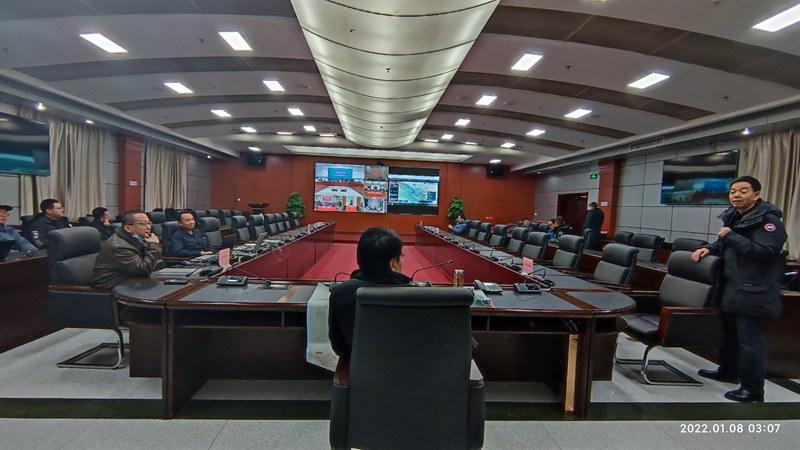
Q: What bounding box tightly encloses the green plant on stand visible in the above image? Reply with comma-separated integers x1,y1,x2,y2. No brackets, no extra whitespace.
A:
287,191,305,218
447,197,465,222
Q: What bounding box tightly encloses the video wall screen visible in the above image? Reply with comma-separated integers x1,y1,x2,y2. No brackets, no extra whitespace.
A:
387,167,440,215
313,163,388,213
660,151,739,205
0,112,50,177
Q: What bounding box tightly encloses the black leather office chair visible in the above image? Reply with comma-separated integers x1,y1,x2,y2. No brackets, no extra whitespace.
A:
164,208,179,221
194,210,207,219
231,215,251,242
265,214,280,234
160,221,179,256
583,227,601,251
592,244,639,285
199,217,223,249
78,216,95,226
467,220,481,239
618,251,722,385
551,235,585,269
206,209,220,220
330,287,484,450
289,211,301,228
520,231,550,260
507,227,529,253
671,238,708,253
631,233,665,263
614,230,635,245
488,224,509,247
534,223,548,232
274,213,286,232
232,209,244,217
219,209,232,225
248,213,266,237
476,222,492,242
147,211,166,239
280,212,291,230
44,227,126,369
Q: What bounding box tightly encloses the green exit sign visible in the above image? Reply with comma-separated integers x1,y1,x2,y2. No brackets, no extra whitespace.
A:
589,173,599,180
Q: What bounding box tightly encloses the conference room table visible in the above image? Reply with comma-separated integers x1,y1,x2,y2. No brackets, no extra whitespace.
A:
115,223,635,419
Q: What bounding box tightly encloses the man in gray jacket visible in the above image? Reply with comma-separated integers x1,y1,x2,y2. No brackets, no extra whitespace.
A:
92,210,163,289
692,176,787,402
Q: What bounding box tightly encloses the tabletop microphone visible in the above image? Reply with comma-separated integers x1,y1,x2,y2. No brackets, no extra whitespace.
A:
411,259,455,280
218,266,273,288
332,271,351,284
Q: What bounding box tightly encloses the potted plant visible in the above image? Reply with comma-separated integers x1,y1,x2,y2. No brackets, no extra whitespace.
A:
447,197,465,222
286,191,305,217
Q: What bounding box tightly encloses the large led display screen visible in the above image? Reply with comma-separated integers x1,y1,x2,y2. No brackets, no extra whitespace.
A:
387,167,440,215
313,163,388,213
0,112,50,177
661,151,739,205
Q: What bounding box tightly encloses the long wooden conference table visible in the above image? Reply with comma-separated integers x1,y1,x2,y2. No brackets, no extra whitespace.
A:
114,223,635,419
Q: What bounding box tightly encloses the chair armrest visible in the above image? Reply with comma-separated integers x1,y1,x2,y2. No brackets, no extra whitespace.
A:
470,359,484,386
468,362,486,450
334,358,350,388
49,284,112,294
658,307,722,347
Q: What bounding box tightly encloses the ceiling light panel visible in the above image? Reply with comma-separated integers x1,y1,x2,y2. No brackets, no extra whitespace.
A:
286,145,472,162
240,126,257,133
441,134,454,140
500,142,516,148
526,128,546,137
248,146,261,152
211,109,231,118
287,107,304,116
476,95,497,106
164,82,193,94
79,33,127,53
628,73,670,89
565,108,592,119
489,159,502,164
510,53,542,71
218,31,252,51
291,0,500,148
455,118,471,127
277,131,293,135
304,125,316,132
753,3,800,32
263,80,285,92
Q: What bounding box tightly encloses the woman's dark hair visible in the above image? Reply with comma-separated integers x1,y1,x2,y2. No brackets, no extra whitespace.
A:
91,207,108,221
356,227,403,276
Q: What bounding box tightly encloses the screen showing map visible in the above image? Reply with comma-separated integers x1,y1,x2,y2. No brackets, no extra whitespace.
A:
387,167,440,215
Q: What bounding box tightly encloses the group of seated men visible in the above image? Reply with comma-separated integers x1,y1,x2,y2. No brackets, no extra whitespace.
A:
447,214,575,241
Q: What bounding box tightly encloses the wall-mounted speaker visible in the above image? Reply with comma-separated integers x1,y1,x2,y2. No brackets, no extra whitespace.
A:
487,164,505,177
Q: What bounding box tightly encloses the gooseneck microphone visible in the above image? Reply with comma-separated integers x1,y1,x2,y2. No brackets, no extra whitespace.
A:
333,271,351,284
219,266,274,288
411,259,455,280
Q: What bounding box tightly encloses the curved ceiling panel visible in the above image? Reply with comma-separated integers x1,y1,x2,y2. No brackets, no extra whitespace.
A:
292,0,500,148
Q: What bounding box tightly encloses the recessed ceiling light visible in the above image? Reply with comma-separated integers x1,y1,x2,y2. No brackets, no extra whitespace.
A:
742,128,752,136
464,141,478,145
500,142,516,149
263,80,285,92
248,146,261,152
211,109,231,118
85,119,94,124
218,31,252,51
35,102,46,111
441,133,454,140
511,53,543,71
0,118,8,122
753,4,800,32
526,128,546,137
304,125,316,132
241,126,257,133
277,131,293,135
565,108,592,119
628,73,670,89
164,82,193,94
424,138,438,143
455,118,471,127
79,33,127,53
288,107,304,116
207,155,212,159
489,159,502,164
476,95,497,106
319,133,336,137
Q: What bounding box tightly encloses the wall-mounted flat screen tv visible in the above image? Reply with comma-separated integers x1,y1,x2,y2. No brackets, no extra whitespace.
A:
387,167,440,215
0,112,50,176
660,151,739,205
313,162,388,213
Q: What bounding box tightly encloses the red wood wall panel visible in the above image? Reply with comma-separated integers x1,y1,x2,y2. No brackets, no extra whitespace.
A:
118,136,144,212
597,158,621,235
210,155,535,235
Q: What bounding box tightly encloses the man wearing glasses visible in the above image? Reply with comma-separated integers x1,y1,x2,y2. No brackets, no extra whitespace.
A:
92,210,163,289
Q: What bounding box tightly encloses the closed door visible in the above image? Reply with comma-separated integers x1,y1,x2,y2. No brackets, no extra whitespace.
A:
557,193,588,234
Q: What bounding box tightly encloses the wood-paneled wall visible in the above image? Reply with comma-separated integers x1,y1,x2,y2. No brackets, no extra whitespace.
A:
210,155,536,236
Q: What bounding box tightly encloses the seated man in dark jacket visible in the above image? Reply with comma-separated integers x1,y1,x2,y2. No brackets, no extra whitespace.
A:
447,215,469,235
92,210,163,289
28,198,71,248
168,210,213,257
89,207,115,241
0,205,36,253
329,227,411,361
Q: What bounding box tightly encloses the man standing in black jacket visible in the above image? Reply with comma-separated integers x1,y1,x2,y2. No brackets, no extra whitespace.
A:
583,202,604,250
692,176,787,402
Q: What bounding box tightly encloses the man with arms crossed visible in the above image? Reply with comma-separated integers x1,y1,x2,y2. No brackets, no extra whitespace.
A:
692,176,787,402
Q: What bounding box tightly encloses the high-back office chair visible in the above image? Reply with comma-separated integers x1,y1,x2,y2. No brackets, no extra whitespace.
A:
164,208,179,222
281,212,292,230
78,216,95,226
194,210,207,219
161,221,179,256
583,227,600,251
614,230,635,245
618,251,722,385
467,220,481,239
507,227,529,253
231,215,251,242
593,244,639,285
219,209,232,225
206,209,220,220
274,213,287,232
476,222,492,242
534,223,549,232
630,233,664,263
232,209,244,217
521,232,550,260
248,214,266,237
330,287,484,450
199,217,223,249
289,211,301,228
671,238,708,253
147,211,166,239
265,214,280,235
551,235,585,269
488,224,509,247
44,227,126,369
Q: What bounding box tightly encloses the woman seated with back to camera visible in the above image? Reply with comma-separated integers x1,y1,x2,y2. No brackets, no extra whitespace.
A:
328,227,411,362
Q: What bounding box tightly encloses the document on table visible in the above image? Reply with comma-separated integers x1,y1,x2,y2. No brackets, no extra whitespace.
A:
305,282,339,372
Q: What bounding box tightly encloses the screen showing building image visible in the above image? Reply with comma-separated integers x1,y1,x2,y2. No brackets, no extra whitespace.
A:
313,163,388,213
387,167,440,215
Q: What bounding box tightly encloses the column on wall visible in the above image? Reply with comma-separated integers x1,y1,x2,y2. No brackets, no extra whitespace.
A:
597,158,621,235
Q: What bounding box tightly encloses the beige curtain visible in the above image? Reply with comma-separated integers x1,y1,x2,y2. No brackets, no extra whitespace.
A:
18,108,107,221
739,129,800,260
144,142,187,210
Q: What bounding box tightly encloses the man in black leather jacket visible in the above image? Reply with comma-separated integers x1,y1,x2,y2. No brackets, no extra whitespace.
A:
329,227,411,361
692,176,787,402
